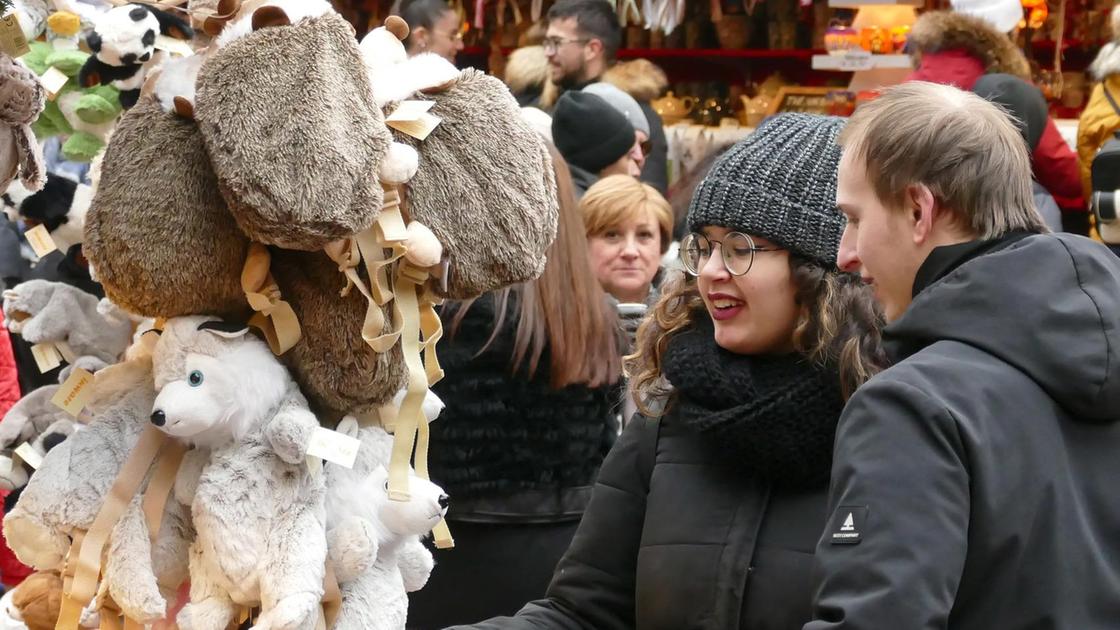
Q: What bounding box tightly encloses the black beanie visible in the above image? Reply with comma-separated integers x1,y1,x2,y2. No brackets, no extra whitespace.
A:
551,91,636,174
972,73,1047,151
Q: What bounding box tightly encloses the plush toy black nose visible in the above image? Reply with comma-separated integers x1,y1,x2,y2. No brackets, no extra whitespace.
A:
438,494,450,509
120,53,138,65
150,410,166,426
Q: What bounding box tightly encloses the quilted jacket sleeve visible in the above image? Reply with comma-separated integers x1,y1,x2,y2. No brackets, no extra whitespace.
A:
1033,117,1087,216
449,415,658,630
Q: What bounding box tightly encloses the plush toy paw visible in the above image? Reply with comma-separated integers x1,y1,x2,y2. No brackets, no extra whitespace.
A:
58,356,109,383
328,516,378,582
378,142,418,185
247,592,319,630
3,512,70,570
177,598,237,630
0,456,29,492
398,537,435,592
403,221,443,269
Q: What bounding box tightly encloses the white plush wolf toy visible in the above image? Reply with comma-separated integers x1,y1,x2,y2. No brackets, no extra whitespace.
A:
149,316,325,630
326,417,447,630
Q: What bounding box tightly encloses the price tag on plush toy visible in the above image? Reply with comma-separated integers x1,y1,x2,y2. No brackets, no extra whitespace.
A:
41,66,70,100
154,34,194,57
13,443,43,470
25,224,57,258
30,342,63,373
306,427,361,469
0,14,31,58
387,112,442,141
55,341,76,363
52,367,95,417
386,100,435,123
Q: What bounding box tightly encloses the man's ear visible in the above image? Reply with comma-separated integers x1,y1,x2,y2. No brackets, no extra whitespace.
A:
907,183,938,246
583,37,603,61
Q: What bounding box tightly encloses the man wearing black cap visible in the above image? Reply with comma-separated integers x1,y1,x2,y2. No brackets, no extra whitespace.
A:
551,91,641,196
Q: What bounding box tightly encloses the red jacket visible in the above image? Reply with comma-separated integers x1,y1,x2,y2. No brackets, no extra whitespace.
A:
908,51,1087,215
0,320,19,418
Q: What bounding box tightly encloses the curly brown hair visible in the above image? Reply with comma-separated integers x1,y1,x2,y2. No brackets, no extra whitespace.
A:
626,255,887,416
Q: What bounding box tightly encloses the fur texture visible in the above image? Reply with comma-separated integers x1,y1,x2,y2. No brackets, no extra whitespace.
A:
270,249,406,417
84,96,249,320
2,280,132,366
603,59,668,102
150,318,326,630
326,418,444,630
1091,41,1120,81
195,11,390,251
393,69,559,300
213,0,333,49
357,22,460,107
0,385,72,451
3,355,155,569
907,10,1031,79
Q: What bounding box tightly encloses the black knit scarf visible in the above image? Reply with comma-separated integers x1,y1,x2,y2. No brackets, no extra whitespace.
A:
662,320,846,490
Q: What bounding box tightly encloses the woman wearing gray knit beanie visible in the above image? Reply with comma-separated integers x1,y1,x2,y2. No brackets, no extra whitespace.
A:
449,113,887,630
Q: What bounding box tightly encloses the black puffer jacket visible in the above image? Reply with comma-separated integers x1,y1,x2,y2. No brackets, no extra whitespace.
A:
807,233,1120,629
452,322,847,629
429,293,619,522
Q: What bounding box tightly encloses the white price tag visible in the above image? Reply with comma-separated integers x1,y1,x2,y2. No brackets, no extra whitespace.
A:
839,50,873,72
25,224,57,258
41,66,70,100
306,427,361,469
386,100,436,122
30,342,63,373
52,367,95,417
14,442,43,470
154,34,194,56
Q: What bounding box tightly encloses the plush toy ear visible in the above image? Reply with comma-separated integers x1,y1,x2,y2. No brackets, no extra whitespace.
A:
86,30,102,53
336,415,360,439
251,6,290,31
196,320,250,338
77,56,106,88
385,15,409,41
172,96,194,120
149,6,195,40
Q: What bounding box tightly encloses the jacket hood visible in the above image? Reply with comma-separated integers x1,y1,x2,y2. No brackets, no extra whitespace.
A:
908,11,1031,80
603,59,668,102
1091,42,1120,81
886,234,1120,422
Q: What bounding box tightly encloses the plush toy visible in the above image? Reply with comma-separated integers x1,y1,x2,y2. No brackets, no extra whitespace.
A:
194,0,390,251
9,571,61,630
358,16,460,108
22,29,123,163
2,1,49,43
78,4,194,109
2,281,133,372
326,417,445,630
3,351,156,570
389,67,558,299
3,175,93,255
148,316,324,630
83,93,249,321
0,386,76,491
0,53,46,194
0,587,26,630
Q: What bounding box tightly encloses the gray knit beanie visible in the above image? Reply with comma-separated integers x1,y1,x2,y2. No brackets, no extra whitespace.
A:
687,113,846,267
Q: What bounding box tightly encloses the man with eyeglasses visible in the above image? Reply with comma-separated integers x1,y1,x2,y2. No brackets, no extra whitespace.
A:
544,0,668,194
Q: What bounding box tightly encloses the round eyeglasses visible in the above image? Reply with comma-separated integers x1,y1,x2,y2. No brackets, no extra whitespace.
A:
679,232,780,277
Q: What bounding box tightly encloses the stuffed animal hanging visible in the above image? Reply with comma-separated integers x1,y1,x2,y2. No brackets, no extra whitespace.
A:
0,53,46,193
78,3,194,109
149,316,325,630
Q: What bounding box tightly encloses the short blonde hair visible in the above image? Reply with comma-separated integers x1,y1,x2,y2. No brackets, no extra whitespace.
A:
840,81,1046,238
581,175,673,253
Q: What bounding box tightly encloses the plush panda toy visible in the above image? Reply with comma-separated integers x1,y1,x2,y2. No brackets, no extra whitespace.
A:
78,4,193,109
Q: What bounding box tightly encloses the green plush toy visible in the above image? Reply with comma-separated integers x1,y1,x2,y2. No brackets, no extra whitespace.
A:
24,18,123,163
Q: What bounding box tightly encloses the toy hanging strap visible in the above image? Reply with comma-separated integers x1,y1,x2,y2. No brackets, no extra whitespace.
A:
242,243,302,356
56,426,169,630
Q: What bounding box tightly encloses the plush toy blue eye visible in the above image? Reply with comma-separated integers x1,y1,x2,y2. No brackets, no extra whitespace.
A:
188,370,204,387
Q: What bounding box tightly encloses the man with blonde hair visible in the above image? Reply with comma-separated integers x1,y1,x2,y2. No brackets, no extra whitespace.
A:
806,81,1120,629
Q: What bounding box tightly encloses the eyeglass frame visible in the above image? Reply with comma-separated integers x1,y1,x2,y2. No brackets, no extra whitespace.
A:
543,36,590,52
679,231,780,277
